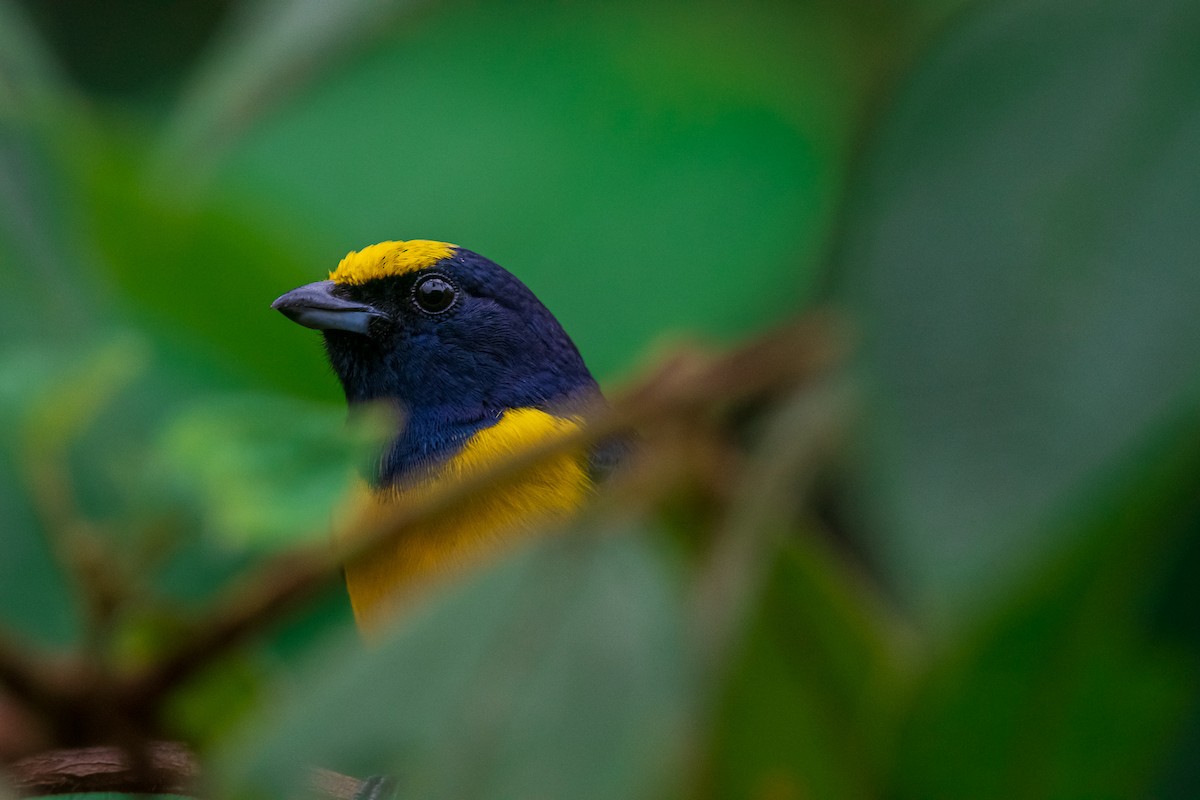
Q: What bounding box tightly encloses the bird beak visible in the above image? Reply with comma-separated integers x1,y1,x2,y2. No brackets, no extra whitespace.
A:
272,280,384,335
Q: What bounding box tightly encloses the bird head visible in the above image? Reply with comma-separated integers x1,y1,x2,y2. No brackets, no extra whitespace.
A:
272,240,601,481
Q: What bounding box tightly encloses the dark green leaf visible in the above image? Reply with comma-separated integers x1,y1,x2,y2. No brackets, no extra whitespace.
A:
157,0,431,177
711,536,906,800
894,412,1200,799
215,520,694,800
839,0,1200,622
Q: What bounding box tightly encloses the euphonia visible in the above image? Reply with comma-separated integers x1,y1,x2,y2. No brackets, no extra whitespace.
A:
272,240,615,630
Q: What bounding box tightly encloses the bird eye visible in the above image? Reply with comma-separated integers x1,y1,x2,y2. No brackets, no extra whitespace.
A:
412,274,458,315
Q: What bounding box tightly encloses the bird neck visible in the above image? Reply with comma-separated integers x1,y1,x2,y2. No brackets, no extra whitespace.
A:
361,383,605,489
374,404,498,487
343,407,592,632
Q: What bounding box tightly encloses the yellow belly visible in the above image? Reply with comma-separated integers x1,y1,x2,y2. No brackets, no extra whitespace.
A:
340,408,590,633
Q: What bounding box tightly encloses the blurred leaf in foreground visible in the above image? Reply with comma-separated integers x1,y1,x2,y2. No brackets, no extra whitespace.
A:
894,410,1200,799
215,520,692,800
710,536,908,800
1147,495,1200,798
839,0,1200,624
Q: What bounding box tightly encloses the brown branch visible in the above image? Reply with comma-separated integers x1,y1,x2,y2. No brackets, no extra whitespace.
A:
310,767,367,800
4,742,199,797
4,743,369,800
19,453,123,655
123,314,850,711
691,380,852,673
121,550,334,712
0,631,68,718
17,350,142,659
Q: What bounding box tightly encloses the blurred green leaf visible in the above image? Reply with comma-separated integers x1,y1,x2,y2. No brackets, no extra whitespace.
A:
0,337,147,646
0,454,75,646
1154,709,1200,800
215,521,693,800
74,132,339,400
893,411,1200,799
0,0,67,114
157,394,389,548
710,536,908,800
0,0,104,340
157,0,430,179
0,335,341,648
1145,503,1200,797
164,650,266,748
21,335,148,452
839,0,1200,623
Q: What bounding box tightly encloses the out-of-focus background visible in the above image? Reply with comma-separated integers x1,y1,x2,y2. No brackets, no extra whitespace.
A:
1,0,1198,797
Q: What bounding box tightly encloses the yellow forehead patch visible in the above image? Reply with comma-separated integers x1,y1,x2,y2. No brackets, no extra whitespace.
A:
329,240,457,285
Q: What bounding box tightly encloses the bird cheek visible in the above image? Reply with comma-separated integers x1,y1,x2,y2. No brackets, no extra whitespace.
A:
371,314,412,343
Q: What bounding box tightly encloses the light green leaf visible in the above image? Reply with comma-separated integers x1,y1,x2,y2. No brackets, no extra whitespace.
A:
157,394,391,547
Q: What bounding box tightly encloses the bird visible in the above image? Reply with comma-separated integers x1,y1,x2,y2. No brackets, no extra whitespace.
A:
272,240,617,632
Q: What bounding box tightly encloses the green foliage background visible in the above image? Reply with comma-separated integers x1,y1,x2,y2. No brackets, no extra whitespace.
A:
1,0,1198,797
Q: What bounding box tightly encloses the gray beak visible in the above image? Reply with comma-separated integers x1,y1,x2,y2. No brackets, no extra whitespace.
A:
272,280,384,335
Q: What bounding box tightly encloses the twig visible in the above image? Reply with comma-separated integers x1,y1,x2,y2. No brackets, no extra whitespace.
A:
19,454,120,658
124,314,849,710
0,631,67,718
17,343,144,659
691,379,852,673
309,767,366,800
122,550,333,713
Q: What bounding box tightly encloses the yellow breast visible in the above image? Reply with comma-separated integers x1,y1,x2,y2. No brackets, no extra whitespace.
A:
340,408,591,633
